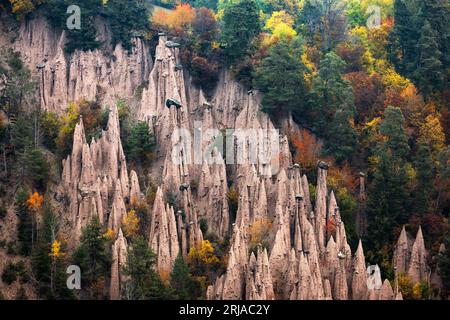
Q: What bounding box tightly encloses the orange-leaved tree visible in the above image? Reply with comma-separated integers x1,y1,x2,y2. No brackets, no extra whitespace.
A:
152,3,195,35
291,129,323,174
27,191,44,249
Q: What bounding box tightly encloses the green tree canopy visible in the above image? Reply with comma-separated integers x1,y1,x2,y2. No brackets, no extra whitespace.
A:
366,106,411,271
170,255,197,299
413,20,444,96
220,0,261,63
378,106,410,159
73,216,111,299
254,39,308,117
325,109,357,164
413,144,435,215
307,51,355,134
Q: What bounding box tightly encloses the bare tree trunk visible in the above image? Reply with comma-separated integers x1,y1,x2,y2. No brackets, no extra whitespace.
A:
31,212,35,251
2,145,6,176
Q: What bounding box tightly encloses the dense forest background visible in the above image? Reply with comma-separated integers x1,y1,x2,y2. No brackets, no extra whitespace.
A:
0,0,449,300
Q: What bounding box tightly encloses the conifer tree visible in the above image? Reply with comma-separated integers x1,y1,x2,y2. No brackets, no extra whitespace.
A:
220,0,260,63
123,121,155,168
170,255,195,300
73,216,111,299
388,0,418,75
325,109,357,164
16,188,32,256
413,21,444,96
379,106,410,159
436,147,450,214
308,52,356,153
418,0,450,68
413,144,435,215
254,39,308,117
122,236,171,300
366,107,411,264
32,207,74,299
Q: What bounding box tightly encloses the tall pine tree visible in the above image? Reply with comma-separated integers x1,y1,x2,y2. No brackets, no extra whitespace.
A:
325,109,357,164
413,20,444,96
366,106,411,269
220,0,260,63
308,52,355,129
72,216,111,299
308,52,357,162
254,39,308,118
388,0,418,76
121,236,171,300
389,0,449,95
413,144,435,215
418,0,450,69
170,255,196,300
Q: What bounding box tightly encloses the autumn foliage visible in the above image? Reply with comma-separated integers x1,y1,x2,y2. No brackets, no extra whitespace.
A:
291,129,323,173
188,240,220,266
328,162,359,194
152,3,195,34
27,192,44,211
326,219,336,237
187,240,220,280
192,7,218,41
8,0,42,19
49,240,65,258
263,10,297,45
189,55,219,92
122,209,140,238
103,228,115,241
344,71,384,122
247,218,272,253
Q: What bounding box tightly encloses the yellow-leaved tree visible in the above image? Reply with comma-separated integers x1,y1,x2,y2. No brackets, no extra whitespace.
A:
418,114,446,159
187,240,220,281
7,0,44,19
103,228,115,241
49,239,65,296
247,218,272,253
122,209,140,238
49,240,64,258
152,3,195,35
263,10,296,45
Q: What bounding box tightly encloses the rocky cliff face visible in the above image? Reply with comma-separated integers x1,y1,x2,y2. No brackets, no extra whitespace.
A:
2,14,437,300
1,14,151,113
56,104,137,249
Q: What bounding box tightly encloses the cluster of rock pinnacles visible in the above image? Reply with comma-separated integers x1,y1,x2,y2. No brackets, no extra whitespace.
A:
5,14,440,300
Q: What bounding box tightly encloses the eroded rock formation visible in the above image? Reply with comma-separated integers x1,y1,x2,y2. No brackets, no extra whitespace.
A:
149,187,180,276
4,14,435,301
7,15,152,113
110,229,128,300
57,104,135,248
393,226,429,284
